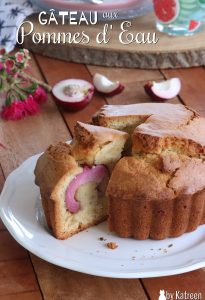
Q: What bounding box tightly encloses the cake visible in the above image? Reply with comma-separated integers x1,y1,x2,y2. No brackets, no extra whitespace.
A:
92,103,195,132
34,124,128,239
107,154,205,240
34,103,205,240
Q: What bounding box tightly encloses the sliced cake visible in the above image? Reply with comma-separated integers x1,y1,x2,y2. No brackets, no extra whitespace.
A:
35,103,205,241
34,123,129,239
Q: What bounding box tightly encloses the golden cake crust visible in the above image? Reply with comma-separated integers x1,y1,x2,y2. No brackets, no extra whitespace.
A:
34,142,79,192
107,155,205,239
71,121,128,166
34,142,81,237
132,113,205,157
93,103,195,132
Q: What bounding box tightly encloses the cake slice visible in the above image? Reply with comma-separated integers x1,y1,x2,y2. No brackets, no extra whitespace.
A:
71,121,129,169
34,123,128,239
132,109,205,157
35,142,110,239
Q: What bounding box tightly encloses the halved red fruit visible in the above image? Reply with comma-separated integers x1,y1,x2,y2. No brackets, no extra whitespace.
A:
93,73,124,97
144,78,181,101
52,79,94,111
153,0,180,24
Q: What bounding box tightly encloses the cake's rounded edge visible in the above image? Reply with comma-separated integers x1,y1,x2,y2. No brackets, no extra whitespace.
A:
107,155,205,240
108,190,205,240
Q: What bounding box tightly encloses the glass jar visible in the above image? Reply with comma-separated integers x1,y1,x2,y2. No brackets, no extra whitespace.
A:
153,0,205,36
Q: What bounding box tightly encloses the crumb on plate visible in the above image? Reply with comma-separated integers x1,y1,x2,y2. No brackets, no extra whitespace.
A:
106,242,118,250
98,237,106,241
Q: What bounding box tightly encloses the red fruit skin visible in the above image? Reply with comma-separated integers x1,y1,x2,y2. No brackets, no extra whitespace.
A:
97,84,125,97
144,82,166,102
54,88,94,112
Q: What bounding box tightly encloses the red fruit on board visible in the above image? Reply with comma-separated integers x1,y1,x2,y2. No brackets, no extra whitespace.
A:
52,79,94,111
144,78,181,101
93,73,124,97
153,0,180,23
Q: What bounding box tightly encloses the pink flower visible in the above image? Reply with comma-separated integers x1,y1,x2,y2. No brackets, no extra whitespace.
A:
23,49,30,58
5,59,14,70
33,87,48,104
15,52,24,63
1,96,40,121
1,101,26,121
0,48,6,55
24,60,30,69
23,95,40,115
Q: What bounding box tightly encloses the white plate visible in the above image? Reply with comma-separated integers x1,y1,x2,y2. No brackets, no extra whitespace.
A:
1,154,205,278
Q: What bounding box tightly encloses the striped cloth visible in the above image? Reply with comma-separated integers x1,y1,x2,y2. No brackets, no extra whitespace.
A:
0,0,38,52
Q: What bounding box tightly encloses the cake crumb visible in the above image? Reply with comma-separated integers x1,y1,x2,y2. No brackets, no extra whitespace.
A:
158,248,162,251
168,244,173,248
150,249,154,251
132,256,136,260
98,237,106,241
106,242,118,250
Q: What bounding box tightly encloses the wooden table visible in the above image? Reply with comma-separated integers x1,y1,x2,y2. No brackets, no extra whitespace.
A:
1,52,205,300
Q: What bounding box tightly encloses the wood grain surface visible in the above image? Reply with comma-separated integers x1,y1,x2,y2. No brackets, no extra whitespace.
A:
31,255,148,300
0,51,205,300
22,13,205,69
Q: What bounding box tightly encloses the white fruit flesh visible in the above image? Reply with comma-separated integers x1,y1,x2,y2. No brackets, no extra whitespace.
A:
52,79,93,103
93,73,120,94
55,172,108,237
152,78,181,99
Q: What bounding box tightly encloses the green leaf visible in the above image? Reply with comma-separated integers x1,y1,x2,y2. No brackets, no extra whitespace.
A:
19,81,38,94
0,77,3,90
0,69,6,78
5,93,12,106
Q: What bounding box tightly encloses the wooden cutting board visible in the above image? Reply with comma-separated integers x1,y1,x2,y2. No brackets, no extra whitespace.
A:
21,13,205,69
